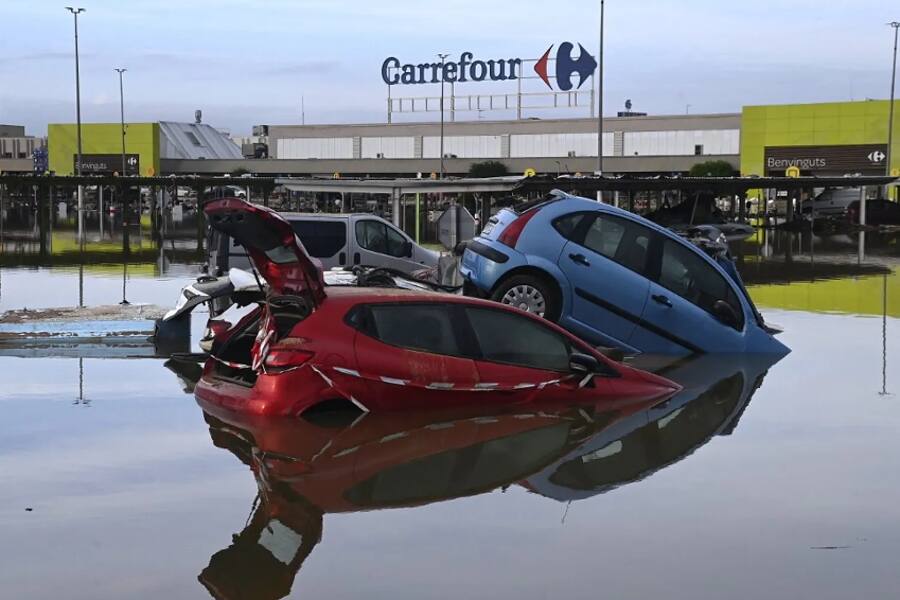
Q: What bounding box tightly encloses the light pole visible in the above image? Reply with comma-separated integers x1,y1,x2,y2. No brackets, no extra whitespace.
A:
115,68,127,175
66,7,85,240
115,67,129,305
596,0,605,202
438,53,449,179
887,21,899,200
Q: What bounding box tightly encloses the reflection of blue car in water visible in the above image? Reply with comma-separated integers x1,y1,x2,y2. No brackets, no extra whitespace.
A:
522,352,784,501
460,191,788,355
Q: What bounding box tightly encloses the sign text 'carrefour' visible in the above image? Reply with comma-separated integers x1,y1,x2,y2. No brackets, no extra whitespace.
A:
382,42,596,91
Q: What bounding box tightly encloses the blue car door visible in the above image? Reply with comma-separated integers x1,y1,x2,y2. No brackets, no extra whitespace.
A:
632,236,747,354
556,212,653,349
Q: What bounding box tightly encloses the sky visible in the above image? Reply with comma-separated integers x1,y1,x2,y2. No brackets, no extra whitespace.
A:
0,0,898,136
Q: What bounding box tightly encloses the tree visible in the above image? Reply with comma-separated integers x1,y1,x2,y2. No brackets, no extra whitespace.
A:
468,160,509,178
688,160,735,177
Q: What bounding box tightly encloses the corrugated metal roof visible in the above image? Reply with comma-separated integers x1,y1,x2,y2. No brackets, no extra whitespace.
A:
158,121,242,160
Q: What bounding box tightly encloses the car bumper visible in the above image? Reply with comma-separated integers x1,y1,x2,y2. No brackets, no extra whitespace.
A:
460,241,525,294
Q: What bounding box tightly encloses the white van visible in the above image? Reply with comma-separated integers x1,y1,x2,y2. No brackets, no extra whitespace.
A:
208,212,441,278
800,188,862,217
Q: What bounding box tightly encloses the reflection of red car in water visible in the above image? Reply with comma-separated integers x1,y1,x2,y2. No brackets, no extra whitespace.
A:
197,396,659,600
194,198,679,416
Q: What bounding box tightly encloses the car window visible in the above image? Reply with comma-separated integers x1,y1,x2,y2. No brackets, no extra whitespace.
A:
552,212,586,240
582,214,652,275
355,220,388,254
356,220,408,258
344,423,573,508
385,225,408,257
658,239,744,329
291,220,346,258
368,304,461,356
465,307,572,371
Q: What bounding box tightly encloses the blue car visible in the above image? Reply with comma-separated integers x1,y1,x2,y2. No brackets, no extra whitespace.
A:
459,191,788,355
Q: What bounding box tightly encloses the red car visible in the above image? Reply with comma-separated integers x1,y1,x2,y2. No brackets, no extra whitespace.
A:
194,198,680,416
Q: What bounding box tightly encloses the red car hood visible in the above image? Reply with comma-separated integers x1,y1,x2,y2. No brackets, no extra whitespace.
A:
204,198,325,305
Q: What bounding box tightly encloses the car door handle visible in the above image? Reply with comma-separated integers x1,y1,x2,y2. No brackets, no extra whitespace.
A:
651,294,672,307
568,253,590,266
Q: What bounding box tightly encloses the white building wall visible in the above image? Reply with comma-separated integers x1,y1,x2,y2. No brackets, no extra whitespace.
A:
623,129,739,156
360,136,416,158
422,135,503,158
0,137,40,158
277,137,354,159
510,133,614,157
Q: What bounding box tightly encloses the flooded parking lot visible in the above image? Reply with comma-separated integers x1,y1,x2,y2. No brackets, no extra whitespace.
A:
1,223,898,599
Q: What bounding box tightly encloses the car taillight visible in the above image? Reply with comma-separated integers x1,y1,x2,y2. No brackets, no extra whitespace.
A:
264,348,314,370
497,209,540,248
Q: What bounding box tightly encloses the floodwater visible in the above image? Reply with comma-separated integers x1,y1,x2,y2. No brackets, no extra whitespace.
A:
1,211,898,599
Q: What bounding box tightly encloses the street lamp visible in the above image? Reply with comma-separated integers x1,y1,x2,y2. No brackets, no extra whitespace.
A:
437,53,449,179
66,7,85,240
114,68,130,305
887,21,899,200
115,68,127,175
596,0,605,202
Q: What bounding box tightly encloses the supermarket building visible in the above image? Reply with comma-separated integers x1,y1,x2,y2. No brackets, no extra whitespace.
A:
41,100,899,197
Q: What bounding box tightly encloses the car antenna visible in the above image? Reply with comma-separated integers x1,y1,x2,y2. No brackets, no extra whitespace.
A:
561,500,572,525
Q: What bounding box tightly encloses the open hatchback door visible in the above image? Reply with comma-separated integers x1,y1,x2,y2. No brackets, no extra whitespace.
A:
204,198,326,305
205,198,327,369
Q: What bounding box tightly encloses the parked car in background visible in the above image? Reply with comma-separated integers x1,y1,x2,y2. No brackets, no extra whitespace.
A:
459,191,788,355
846,199,900,226
208,211,441,279
800,187,862,217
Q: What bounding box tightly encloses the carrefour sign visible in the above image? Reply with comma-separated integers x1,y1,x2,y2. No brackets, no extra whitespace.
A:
381,42,597,91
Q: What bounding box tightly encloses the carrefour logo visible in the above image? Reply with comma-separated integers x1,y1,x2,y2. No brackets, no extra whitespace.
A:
381,43,597,87
534,42,597,91
868,150,886,164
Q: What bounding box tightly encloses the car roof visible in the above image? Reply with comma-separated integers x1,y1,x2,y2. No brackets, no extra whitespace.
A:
551,192,680,237
544,192,758,308
325,285,484,304
279,212,384,220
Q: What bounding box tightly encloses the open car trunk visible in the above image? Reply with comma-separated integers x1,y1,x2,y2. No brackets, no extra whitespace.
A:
204,198,326,305
204,198,328,370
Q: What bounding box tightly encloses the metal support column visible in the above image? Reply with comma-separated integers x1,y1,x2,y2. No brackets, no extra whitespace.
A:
392,188,401,227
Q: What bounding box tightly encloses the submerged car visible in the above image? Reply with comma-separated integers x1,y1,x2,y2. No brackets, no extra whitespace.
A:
194,198,680,416
846,199,900,226
643,192,755,241
460,191,788,355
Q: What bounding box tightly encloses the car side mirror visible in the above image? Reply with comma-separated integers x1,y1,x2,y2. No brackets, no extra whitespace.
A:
712,300,740,329
569,352,601,374
402,240,413,257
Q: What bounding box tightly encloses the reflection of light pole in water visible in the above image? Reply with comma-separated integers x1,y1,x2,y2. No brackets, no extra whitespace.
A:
120,247,129,305
881,286,888,396
75,357,87,405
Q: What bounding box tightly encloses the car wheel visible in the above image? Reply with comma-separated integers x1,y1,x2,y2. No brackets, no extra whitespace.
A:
492,275,559,321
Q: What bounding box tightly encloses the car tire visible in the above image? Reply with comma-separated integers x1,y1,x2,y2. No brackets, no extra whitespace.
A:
491,274,560,322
